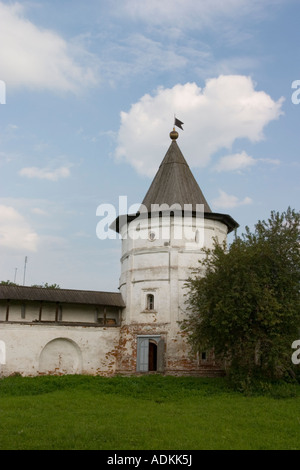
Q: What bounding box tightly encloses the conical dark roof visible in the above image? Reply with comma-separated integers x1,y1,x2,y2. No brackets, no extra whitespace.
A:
111,133,239,234
141,140,211,213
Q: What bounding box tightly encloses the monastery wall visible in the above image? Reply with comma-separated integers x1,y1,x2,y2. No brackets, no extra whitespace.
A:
0,322,120,377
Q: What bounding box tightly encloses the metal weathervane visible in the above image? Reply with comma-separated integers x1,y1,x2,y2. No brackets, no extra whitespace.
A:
174,116,184,130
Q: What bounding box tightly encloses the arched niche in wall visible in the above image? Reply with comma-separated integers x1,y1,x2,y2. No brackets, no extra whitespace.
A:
39,338,83,375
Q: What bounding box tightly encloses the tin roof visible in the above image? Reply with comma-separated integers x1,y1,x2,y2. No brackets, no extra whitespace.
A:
0,285,125,307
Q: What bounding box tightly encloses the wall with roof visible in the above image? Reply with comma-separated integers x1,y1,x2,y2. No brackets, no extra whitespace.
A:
0,300,121,325
0,322,120,377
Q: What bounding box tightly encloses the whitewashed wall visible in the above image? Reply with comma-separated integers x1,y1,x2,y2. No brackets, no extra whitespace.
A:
117,214,228,374
0,213,229,378
0,322,120,377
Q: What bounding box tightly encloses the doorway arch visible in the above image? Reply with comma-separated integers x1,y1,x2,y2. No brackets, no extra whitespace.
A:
149,340,157,371
136,335,164,372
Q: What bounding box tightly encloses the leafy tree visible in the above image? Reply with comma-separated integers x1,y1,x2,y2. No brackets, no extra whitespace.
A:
30,283,61,289
0,281,60,289
182,208,300,384
0,280,18,286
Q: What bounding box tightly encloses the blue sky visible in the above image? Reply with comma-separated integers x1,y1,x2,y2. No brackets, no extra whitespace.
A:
0,0,299,291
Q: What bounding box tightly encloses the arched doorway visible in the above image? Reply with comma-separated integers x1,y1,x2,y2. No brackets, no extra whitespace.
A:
136,335,164,372
149,340,157,371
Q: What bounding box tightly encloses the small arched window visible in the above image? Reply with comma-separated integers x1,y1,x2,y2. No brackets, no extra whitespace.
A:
147,294,155,311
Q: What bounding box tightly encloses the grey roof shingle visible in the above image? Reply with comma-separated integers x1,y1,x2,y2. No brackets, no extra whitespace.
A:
0,285,125,307
141,140,212,213
112,138,239,234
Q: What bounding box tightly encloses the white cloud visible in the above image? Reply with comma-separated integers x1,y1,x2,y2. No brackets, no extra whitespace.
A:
31,208,48,216
0,205,39,252
0,2,98,92
259,158,280,166
212,190,252,209
115,76,284,176
214,152,281,172
19,166,70,181
115,0,284,30
214,151,256,172
100,33,191,83
106,1,286,82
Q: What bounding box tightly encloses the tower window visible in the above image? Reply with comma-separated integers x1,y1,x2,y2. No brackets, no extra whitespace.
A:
146,294,155,311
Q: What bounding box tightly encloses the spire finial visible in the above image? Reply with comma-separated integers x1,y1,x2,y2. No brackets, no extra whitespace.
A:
170,116,184,140
169,127,179,140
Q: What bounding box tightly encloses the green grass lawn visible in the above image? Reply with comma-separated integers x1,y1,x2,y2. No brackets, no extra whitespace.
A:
0,374,299,450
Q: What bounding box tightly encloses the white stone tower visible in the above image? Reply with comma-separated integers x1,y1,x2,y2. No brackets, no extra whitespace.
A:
113,129,238,375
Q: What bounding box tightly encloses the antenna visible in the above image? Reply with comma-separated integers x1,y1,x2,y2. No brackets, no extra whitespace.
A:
14,268,17,284
23,256,28,286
